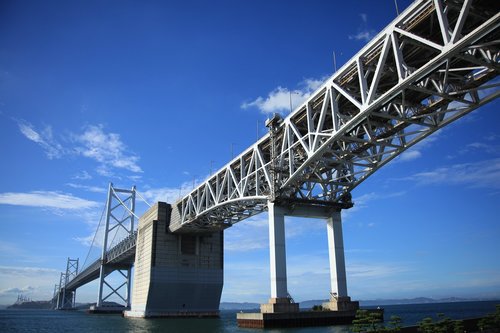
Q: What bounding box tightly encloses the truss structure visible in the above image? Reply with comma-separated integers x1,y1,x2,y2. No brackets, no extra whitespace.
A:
59,258,79,309
55,272,66,309
52,284,59,308
176,0,499,231
96,183,136,308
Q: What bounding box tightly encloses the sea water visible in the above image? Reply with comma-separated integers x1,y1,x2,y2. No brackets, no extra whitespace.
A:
0,300,498,332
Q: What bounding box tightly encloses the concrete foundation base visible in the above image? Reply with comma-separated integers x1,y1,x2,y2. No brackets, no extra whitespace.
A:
88,305,127,314
322,296,359,311
260,297,299,313
123,310,219,318
237,310,357,328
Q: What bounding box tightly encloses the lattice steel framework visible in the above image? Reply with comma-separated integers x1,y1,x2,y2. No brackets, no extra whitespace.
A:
96,183,136,308
60,258,79,309
52,284,59,308
177,0,499,231
55,272,66,309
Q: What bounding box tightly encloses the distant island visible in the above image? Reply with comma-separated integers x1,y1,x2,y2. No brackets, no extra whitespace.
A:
5,297,499,311
7,301,53,310
221,297,500,310
5,301,122,310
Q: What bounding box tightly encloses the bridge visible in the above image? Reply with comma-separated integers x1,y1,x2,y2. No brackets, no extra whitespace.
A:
53,0,499,319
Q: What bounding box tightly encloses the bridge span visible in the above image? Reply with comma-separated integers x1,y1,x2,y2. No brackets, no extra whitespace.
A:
54,0,499,320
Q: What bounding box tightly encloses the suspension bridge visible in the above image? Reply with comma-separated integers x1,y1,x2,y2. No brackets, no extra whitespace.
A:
53,0,499,324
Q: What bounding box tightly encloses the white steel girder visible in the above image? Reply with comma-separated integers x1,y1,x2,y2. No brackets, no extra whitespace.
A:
176,0,499,231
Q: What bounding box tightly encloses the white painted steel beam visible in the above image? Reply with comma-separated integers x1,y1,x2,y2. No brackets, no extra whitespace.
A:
174,0,499,232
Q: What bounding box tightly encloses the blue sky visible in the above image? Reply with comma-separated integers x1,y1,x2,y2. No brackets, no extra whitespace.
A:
1,0,499,306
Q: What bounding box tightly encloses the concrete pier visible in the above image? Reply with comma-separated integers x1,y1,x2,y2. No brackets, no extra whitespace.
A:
124,202,223,318
323,210,359,311
259,202,299,313
238,203,358,328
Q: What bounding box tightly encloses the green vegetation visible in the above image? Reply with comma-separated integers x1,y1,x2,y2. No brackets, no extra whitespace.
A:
311,305,324,311
417,313,464,333
478,305,500,331
351,309,401,333
351,304,500,332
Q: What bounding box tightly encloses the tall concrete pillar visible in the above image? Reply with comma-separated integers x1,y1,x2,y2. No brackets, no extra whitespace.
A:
124,202,223,318
260,202,298,313
268,202,287,299
327,210,347,297
323,210,359,311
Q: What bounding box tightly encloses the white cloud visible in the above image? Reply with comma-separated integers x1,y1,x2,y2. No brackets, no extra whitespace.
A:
351,191,406,211
348,262,411,279
458,142,500,155
486,134,500,141
128,175,142,182
301,78,325,91
349,13,376,42
0,266,60,304
0,191,99,210
96,165,114,177
241,86,295,114
72,171,92,180
398,149,422,162
16,120,143,176
225,215,269,251
74,124,142,173
241,77,327,114
17,121,64,159
141,184,191,204
0,265,59,277
349,31,374,42
401,158,500,189
66,183,107,194
73,234,96,247
0,286,35,295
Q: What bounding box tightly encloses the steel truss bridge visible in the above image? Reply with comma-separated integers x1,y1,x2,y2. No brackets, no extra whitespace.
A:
54,0,499,308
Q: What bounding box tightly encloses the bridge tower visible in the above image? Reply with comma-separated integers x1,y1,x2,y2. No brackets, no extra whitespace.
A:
55,258,79,310
55,272,65,309
52,284,59,308
92,183,136,312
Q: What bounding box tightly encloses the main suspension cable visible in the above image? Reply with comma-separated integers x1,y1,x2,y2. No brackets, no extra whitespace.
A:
81,202,106,270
